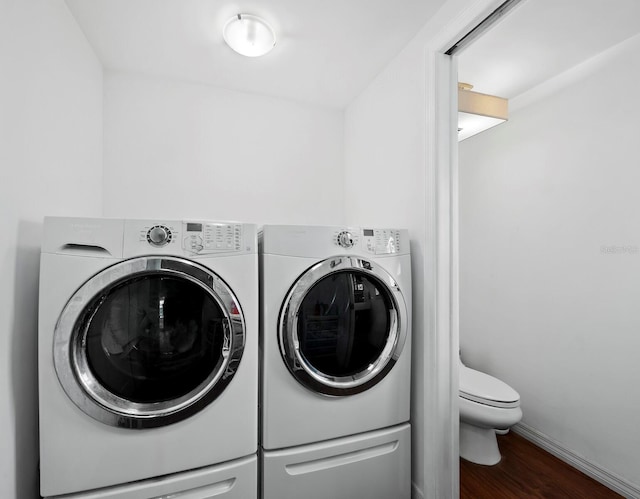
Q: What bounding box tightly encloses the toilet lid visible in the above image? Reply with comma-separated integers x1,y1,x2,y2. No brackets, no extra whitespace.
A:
459,365,520,409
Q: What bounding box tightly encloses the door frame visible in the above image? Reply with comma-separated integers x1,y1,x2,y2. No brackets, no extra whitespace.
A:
422,1,506,497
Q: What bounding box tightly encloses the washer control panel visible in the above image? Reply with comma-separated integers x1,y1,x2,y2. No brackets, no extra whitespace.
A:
183,222,243,254
134,221,245,254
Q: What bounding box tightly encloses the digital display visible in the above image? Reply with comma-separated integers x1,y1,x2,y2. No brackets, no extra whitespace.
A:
363,229,374,236
186,223,202,232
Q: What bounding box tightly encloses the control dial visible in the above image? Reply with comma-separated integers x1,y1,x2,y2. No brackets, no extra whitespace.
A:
147,225,172,247
337,231,355,249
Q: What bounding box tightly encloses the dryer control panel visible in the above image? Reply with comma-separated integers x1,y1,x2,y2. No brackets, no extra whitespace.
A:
361,228,402,255
262,225,408,257
331,228,402,255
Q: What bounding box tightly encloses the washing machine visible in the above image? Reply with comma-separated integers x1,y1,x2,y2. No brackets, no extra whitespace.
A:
260,225,412,499
38,217,258,498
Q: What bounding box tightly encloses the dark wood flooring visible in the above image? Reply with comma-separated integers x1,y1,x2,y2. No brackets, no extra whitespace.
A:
460,431,622,499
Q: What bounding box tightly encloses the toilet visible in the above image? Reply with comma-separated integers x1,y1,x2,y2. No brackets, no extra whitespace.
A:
459,358,522,465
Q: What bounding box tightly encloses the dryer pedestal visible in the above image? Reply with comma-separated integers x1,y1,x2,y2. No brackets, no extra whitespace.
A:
262,424,411,499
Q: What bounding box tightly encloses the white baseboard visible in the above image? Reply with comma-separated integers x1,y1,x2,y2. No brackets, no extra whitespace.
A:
513,423,640,499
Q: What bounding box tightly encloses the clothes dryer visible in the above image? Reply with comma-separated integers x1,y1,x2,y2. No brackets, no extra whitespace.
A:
38,217,258,498
260,225,412,499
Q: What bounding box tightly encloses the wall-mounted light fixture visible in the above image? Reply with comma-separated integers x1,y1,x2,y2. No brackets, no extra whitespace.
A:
223,14,276,57
458,83,508,141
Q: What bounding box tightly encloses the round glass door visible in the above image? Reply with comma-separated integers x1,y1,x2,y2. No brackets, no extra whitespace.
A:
54,256,245,428
279,256,408,396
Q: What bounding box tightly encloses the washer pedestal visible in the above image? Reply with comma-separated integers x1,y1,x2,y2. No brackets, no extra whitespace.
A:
43,454,257,499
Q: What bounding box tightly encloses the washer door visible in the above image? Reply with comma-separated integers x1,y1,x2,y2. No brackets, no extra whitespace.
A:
279,256,407,396
54,256,245,429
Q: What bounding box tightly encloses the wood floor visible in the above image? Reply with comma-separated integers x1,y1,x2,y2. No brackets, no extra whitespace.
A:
460,431,623,499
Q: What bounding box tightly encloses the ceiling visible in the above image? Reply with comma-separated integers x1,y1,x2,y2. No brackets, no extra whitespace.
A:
457,0,640,100
64,0,447,109
64,0,640,111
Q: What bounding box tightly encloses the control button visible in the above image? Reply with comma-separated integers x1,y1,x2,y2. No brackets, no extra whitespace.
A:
185,235,203,252
147,225,171,247
337,231,355,249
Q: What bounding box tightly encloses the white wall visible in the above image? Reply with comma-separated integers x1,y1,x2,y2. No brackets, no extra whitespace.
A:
459,34,640,491
0,0,103,497
103,72,344,225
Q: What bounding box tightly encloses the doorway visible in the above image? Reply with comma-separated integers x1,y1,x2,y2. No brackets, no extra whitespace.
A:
451,0,640,496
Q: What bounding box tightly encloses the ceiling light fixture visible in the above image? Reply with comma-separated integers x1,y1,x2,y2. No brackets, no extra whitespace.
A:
223,14,276,58
458,82,508,141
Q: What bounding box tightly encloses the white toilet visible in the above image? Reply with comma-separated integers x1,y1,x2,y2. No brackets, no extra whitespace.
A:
459,358,522,465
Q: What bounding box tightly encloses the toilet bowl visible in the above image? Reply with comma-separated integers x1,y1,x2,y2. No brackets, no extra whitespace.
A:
459,360,522,465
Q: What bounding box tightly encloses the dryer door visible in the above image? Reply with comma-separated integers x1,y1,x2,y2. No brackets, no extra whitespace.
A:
54,256,245,428
279,256,408,396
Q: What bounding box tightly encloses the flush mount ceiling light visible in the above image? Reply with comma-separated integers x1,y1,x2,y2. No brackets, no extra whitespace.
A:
223,14,276,57
458,82,508,141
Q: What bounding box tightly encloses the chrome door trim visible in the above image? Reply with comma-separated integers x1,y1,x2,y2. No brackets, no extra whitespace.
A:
53,256,245,429
278,256,407,396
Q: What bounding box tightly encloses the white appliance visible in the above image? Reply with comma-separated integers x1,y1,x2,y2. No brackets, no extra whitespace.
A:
38,217,259,498
260,225,412,499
